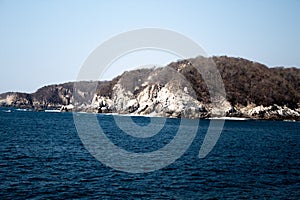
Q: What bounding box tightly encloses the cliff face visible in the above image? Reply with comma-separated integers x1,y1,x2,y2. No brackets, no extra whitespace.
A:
0,83,74,110
1,56,300,120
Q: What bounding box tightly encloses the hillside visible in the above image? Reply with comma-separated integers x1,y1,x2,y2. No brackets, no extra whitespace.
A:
1,56,299,120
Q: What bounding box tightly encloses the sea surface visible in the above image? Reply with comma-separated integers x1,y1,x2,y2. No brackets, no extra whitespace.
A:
0,107,299,199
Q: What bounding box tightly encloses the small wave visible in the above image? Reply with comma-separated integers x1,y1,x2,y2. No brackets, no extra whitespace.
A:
16,108,29,112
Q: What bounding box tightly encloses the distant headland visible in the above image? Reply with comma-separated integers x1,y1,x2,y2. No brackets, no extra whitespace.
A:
1,56,299,121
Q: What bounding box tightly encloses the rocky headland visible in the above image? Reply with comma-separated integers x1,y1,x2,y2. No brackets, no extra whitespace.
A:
1,56,300,121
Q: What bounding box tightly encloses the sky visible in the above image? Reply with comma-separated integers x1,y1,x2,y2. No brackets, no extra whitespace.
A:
0,0,300,93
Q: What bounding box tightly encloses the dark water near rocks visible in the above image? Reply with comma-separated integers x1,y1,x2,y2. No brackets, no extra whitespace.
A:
0,108,299,199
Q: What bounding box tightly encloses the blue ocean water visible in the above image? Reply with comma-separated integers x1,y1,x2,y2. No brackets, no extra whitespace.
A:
0,107,299,199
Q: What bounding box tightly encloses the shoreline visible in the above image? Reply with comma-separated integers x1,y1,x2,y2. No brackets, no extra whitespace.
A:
1,106,299,122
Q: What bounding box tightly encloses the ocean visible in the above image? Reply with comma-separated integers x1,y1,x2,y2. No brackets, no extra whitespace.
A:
0,107,299,199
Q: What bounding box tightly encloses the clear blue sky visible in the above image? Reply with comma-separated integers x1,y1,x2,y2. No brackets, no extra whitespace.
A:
1,0,299,93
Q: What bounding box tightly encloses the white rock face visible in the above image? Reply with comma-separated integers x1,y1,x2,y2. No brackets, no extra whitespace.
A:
238,104,300,119
60,104,74,111
90,94,114,113
211,97,232,117
5,94,16,105
112,83,136,113
97,64,230,118
110,79,209,118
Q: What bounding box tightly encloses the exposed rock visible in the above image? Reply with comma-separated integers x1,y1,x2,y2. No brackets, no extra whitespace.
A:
60,104,74,112
92,95,114,113
240,104,300,120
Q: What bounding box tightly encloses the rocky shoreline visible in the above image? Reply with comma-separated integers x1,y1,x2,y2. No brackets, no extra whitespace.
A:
1,102,299,122
1,56,299,121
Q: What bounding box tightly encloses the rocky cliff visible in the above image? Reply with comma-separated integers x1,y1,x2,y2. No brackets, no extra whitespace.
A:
1,56,299,120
